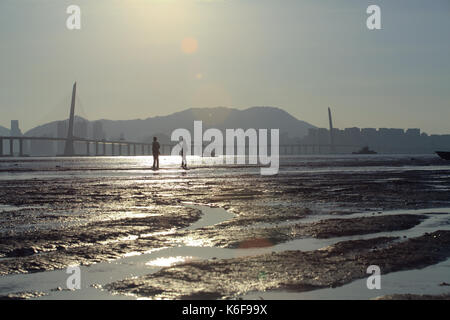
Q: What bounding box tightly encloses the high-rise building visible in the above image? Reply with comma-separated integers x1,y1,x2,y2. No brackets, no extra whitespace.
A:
10,120,23,156
406,128,421,136
10,120,22,136
343,127,361,145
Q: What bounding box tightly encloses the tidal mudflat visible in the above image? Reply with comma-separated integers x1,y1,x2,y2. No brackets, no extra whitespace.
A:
0,155,449,299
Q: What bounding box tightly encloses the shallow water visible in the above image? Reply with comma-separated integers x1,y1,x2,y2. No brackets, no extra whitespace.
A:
0,154,447,179
243,257,450,300
0,204,270,299
1,204,449,299
1,154,449,299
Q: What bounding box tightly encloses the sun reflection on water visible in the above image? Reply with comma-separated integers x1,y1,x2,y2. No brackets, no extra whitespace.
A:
182,236,208,247
146,256,193,267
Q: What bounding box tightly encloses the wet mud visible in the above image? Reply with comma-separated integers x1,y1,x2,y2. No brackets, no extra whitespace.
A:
105,231,450,299
375,293,450,300
1,157,450,299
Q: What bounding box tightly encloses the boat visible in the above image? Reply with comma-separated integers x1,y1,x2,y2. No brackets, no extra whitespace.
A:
436,151,450,160
352,146,377,155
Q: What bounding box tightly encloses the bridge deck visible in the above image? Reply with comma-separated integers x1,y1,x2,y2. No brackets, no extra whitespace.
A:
0,136,361,157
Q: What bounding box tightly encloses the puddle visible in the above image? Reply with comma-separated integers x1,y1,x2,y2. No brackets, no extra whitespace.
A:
0,204,240,299
272,208,450,253
242,258,450,300
1,205,449,300
182,204,235,230
0,205,46,212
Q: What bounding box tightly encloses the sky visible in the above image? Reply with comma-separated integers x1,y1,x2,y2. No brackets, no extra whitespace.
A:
0,0,449,134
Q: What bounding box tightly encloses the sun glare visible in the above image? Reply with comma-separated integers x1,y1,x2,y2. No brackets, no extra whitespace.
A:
146,256,193,267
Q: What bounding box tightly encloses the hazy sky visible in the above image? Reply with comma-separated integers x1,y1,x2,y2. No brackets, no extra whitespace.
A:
1,0,449,133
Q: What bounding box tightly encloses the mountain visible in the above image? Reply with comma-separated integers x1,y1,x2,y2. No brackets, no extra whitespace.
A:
0,125,10,136
24,107,315,143
99,107,315,142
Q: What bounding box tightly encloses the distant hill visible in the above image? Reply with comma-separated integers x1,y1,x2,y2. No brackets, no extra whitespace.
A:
25,120,66,138
0,125,10,136
0,126,10,154
24,107,315,142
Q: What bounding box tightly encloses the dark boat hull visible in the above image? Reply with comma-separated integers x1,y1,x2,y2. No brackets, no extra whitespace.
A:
436,151,450,160
352,151,377,154
353,146,377,155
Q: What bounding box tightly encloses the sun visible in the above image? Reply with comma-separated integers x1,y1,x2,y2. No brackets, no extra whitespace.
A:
181,37,198,54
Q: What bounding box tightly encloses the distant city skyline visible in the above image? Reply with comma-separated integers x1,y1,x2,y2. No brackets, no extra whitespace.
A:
0,107,445,138
1,0,449,134
3,115,450,156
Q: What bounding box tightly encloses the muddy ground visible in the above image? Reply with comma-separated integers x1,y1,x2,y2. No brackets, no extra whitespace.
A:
1,157,450,298
105,231,450,299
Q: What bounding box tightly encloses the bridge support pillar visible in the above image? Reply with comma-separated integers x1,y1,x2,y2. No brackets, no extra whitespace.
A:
10,138,13,156
141,144,144,155
86,142,90,156
103,142,106,156
19,139,24,157
95,142,99,156
119,144,122,156
0,139,3,156
127,144,130,156
133,144,136,156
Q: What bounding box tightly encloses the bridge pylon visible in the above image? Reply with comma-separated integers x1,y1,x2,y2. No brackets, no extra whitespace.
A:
64,82,76,156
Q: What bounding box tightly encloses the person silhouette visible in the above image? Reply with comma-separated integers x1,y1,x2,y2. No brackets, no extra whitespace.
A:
179,137,188,169
152,137,160,170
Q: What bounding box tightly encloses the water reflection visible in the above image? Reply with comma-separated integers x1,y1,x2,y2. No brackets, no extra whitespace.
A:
146,256,193,267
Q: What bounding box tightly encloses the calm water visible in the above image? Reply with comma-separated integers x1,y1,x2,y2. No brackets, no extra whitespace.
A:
0,154,446,180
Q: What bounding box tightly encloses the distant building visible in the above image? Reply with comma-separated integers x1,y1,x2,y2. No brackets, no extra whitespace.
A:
10,120,22,136
361,128,377,135
379,128,404,137
406,128,421,136
299,125,450,154
92,121,105,140
10,120,23,156
361,128,378,146
343,127,361,145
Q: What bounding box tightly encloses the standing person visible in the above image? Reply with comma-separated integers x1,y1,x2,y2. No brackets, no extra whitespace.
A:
179,137,188,169
152,137,160,170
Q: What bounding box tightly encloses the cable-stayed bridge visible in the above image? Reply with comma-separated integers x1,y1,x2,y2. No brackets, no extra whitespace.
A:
1,82,363,157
